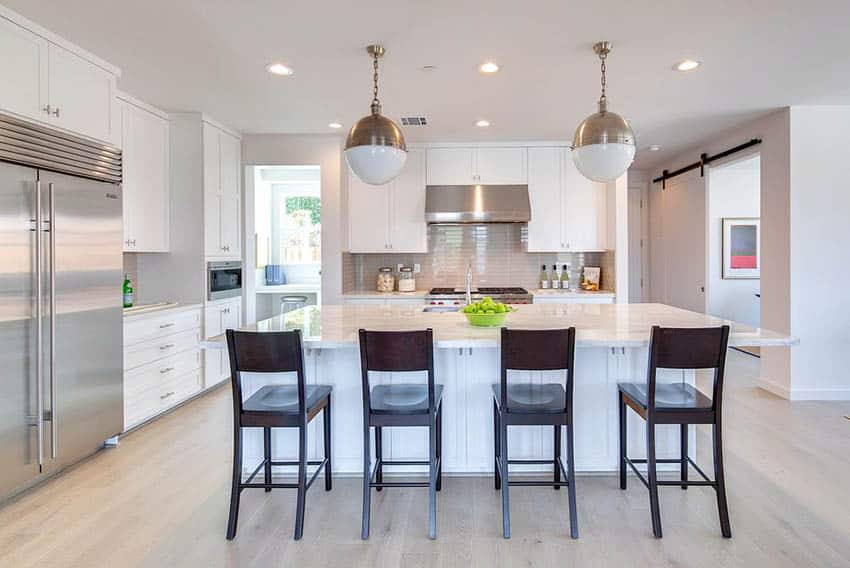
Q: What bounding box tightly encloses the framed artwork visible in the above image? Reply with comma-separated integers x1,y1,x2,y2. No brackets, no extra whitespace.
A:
722,217,760,279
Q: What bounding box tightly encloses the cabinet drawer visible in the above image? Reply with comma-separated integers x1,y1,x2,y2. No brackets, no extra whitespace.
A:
124,328,200,371
160,369,203,407
125,347,201,398
124,368,202,429
124,309,201,346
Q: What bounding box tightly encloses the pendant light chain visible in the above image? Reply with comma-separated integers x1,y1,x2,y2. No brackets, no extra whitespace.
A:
599,51,608,106
372,51,381,109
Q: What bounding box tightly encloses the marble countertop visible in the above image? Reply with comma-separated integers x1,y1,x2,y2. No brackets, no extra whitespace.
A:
204,303,797,350
256,283,321,294
343,290,429,299
123,302,203,319
533,289,616,298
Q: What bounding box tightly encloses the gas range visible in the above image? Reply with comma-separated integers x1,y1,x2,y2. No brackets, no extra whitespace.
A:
425,287,533,308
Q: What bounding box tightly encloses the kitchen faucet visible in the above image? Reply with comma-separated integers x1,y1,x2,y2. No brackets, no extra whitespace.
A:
465,259,473,305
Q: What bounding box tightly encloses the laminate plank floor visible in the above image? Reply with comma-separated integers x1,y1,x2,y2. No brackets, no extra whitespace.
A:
2,351,850,567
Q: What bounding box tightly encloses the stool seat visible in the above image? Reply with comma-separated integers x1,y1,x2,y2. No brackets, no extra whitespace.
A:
245,384,333,415
371,384,443,415
492,383,566,414
618,382,712,411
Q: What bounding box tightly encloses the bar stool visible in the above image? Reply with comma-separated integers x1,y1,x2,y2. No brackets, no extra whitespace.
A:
358,328,442,540
225,329,332,541
493,327,578,539
618,325,731,539
280,295,308,314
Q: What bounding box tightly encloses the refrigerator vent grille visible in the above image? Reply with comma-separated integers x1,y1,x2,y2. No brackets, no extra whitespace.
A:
0,113,122,183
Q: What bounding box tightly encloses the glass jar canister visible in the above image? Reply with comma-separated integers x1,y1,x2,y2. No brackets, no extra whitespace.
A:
376,267,395,293
398,266,416,292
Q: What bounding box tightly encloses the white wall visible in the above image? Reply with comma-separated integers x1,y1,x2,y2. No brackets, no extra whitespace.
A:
241,135,344,324
706,156,760,327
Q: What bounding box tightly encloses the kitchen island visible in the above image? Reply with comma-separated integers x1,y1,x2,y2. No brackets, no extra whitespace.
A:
205,303,796,475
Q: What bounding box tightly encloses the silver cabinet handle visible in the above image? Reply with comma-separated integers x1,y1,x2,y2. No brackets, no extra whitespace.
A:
52,107,60,118
159,343,175,351
48,182,57,460
160,367,175,374
159,322,175,329
160,391,175,400
43,105,51,115
34,181,44,466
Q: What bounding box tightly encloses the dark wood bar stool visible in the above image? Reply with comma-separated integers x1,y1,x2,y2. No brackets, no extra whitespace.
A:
225,329,332,541
358,328,442,540
493,327,578,539
618,325,731,539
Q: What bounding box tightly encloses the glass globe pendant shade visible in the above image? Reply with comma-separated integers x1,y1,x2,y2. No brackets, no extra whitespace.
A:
344,110,407,185
572,103,635,183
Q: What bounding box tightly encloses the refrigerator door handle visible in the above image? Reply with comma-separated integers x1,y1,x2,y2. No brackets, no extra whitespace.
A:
34,180,44,467
48,182,57,460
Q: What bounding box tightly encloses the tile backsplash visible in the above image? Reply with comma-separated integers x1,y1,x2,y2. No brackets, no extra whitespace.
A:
343,224,615,292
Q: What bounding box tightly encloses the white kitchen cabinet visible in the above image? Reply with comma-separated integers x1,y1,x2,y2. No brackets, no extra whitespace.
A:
0,12,119,145
348,148,427,253
527,147,607,252
426,147,526,185
204,298,242,388
120,95,169,252
203,122,241,259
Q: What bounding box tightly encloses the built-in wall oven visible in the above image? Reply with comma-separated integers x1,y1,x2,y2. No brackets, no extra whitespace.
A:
208,261,243,301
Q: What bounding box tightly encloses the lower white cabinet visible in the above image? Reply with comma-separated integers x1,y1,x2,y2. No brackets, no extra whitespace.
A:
204,297,242,388
123,307,203,430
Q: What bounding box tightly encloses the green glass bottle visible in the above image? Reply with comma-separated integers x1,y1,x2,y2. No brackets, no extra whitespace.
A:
122,274,134,308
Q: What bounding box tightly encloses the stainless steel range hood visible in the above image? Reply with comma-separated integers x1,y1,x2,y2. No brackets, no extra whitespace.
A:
425,184,531,224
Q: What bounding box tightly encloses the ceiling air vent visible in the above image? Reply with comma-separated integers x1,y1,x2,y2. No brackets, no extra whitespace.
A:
400,116,427,126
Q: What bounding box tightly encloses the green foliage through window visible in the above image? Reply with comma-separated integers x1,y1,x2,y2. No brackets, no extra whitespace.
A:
285,196,321,226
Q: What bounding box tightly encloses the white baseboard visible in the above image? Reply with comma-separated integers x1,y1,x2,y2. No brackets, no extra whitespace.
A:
759,378,850,401
758,378,791,399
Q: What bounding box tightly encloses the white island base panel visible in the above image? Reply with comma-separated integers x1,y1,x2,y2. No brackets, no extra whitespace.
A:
239,345,697,476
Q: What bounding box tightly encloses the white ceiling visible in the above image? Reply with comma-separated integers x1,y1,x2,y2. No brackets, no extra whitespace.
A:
6,0,850,169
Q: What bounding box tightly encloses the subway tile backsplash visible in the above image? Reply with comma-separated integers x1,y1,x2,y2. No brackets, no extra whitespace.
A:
344,224,615,292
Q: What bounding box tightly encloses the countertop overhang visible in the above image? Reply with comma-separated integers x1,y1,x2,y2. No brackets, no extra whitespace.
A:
204,303,797,350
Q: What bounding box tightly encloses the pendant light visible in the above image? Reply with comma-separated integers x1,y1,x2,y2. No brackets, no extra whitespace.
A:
344,45,407,185
572,41,635,182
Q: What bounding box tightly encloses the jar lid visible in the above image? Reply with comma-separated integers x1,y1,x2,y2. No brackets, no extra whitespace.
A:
378,267,392,272
399,266,413,272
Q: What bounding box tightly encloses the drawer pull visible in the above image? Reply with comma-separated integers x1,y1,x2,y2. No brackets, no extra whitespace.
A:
160,367,175,374
159,343,176,350
159,323,175,329
160,391,175,400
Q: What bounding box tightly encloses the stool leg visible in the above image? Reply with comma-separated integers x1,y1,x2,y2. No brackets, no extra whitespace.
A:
374,426,383,491
493,399,501,490
713,420,732,538
436,404,443,492
500,418,511,539
294,422,308,540
619,393,627,490
647,421,663,538
361,424,371,540
226,427,243,540
554,424,562,490
566,423,579,539
263,427,272,492
428,412,438,540
324,398,333,491
680,423,688,490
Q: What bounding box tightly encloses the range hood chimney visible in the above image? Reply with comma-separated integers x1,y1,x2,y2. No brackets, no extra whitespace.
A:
425,184,531,224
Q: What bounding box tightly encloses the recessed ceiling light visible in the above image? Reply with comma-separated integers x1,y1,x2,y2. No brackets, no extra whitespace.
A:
328,122,342,129
478,61,500,74
266,62,294,76
649,144,661,152
673,59,701,72
475,119,490,127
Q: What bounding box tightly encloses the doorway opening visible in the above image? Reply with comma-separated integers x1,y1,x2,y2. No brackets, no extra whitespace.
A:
253,165,322,320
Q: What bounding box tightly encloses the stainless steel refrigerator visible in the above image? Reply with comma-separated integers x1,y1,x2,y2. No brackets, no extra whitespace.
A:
0,114,123,502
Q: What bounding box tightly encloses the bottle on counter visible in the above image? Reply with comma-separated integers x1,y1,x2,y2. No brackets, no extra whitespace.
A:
122,274,134,308
551,264,560,289
560,264,570,291
539,264,550,289
376,267,395,293
397,266,416,292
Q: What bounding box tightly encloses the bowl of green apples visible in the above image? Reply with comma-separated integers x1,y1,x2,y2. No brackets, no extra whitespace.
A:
461,297,516,327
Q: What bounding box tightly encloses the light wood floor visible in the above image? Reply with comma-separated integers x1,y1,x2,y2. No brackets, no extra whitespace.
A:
2,351,850,567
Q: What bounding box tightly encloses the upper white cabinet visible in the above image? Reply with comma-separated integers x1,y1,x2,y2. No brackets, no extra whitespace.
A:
0,12,119,145
527,147,607,252
120,95,169,252
426,147,527,185
348,148,427,253
203,121,241,259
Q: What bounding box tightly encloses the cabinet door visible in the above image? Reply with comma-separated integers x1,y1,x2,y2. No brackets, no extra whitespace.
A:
426,148,475,185
526,147,564,252
121,100,169,252
347,171,389,253
0,17,48,122
48,43,116,143
389,148,427,252
476,147,527,185
203,123,222,256
562,155,606,251
218,131,241,257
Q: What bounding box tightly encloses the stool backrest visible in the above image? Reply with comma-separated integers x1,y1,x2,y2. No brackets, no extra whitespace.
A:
358,329,436,413
500,327,576,413
226,329,307,416
646,325,730,413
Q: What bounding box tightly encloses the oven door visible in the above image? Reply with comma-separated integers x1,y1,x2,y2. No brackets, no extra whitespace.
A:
208,262,242,301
